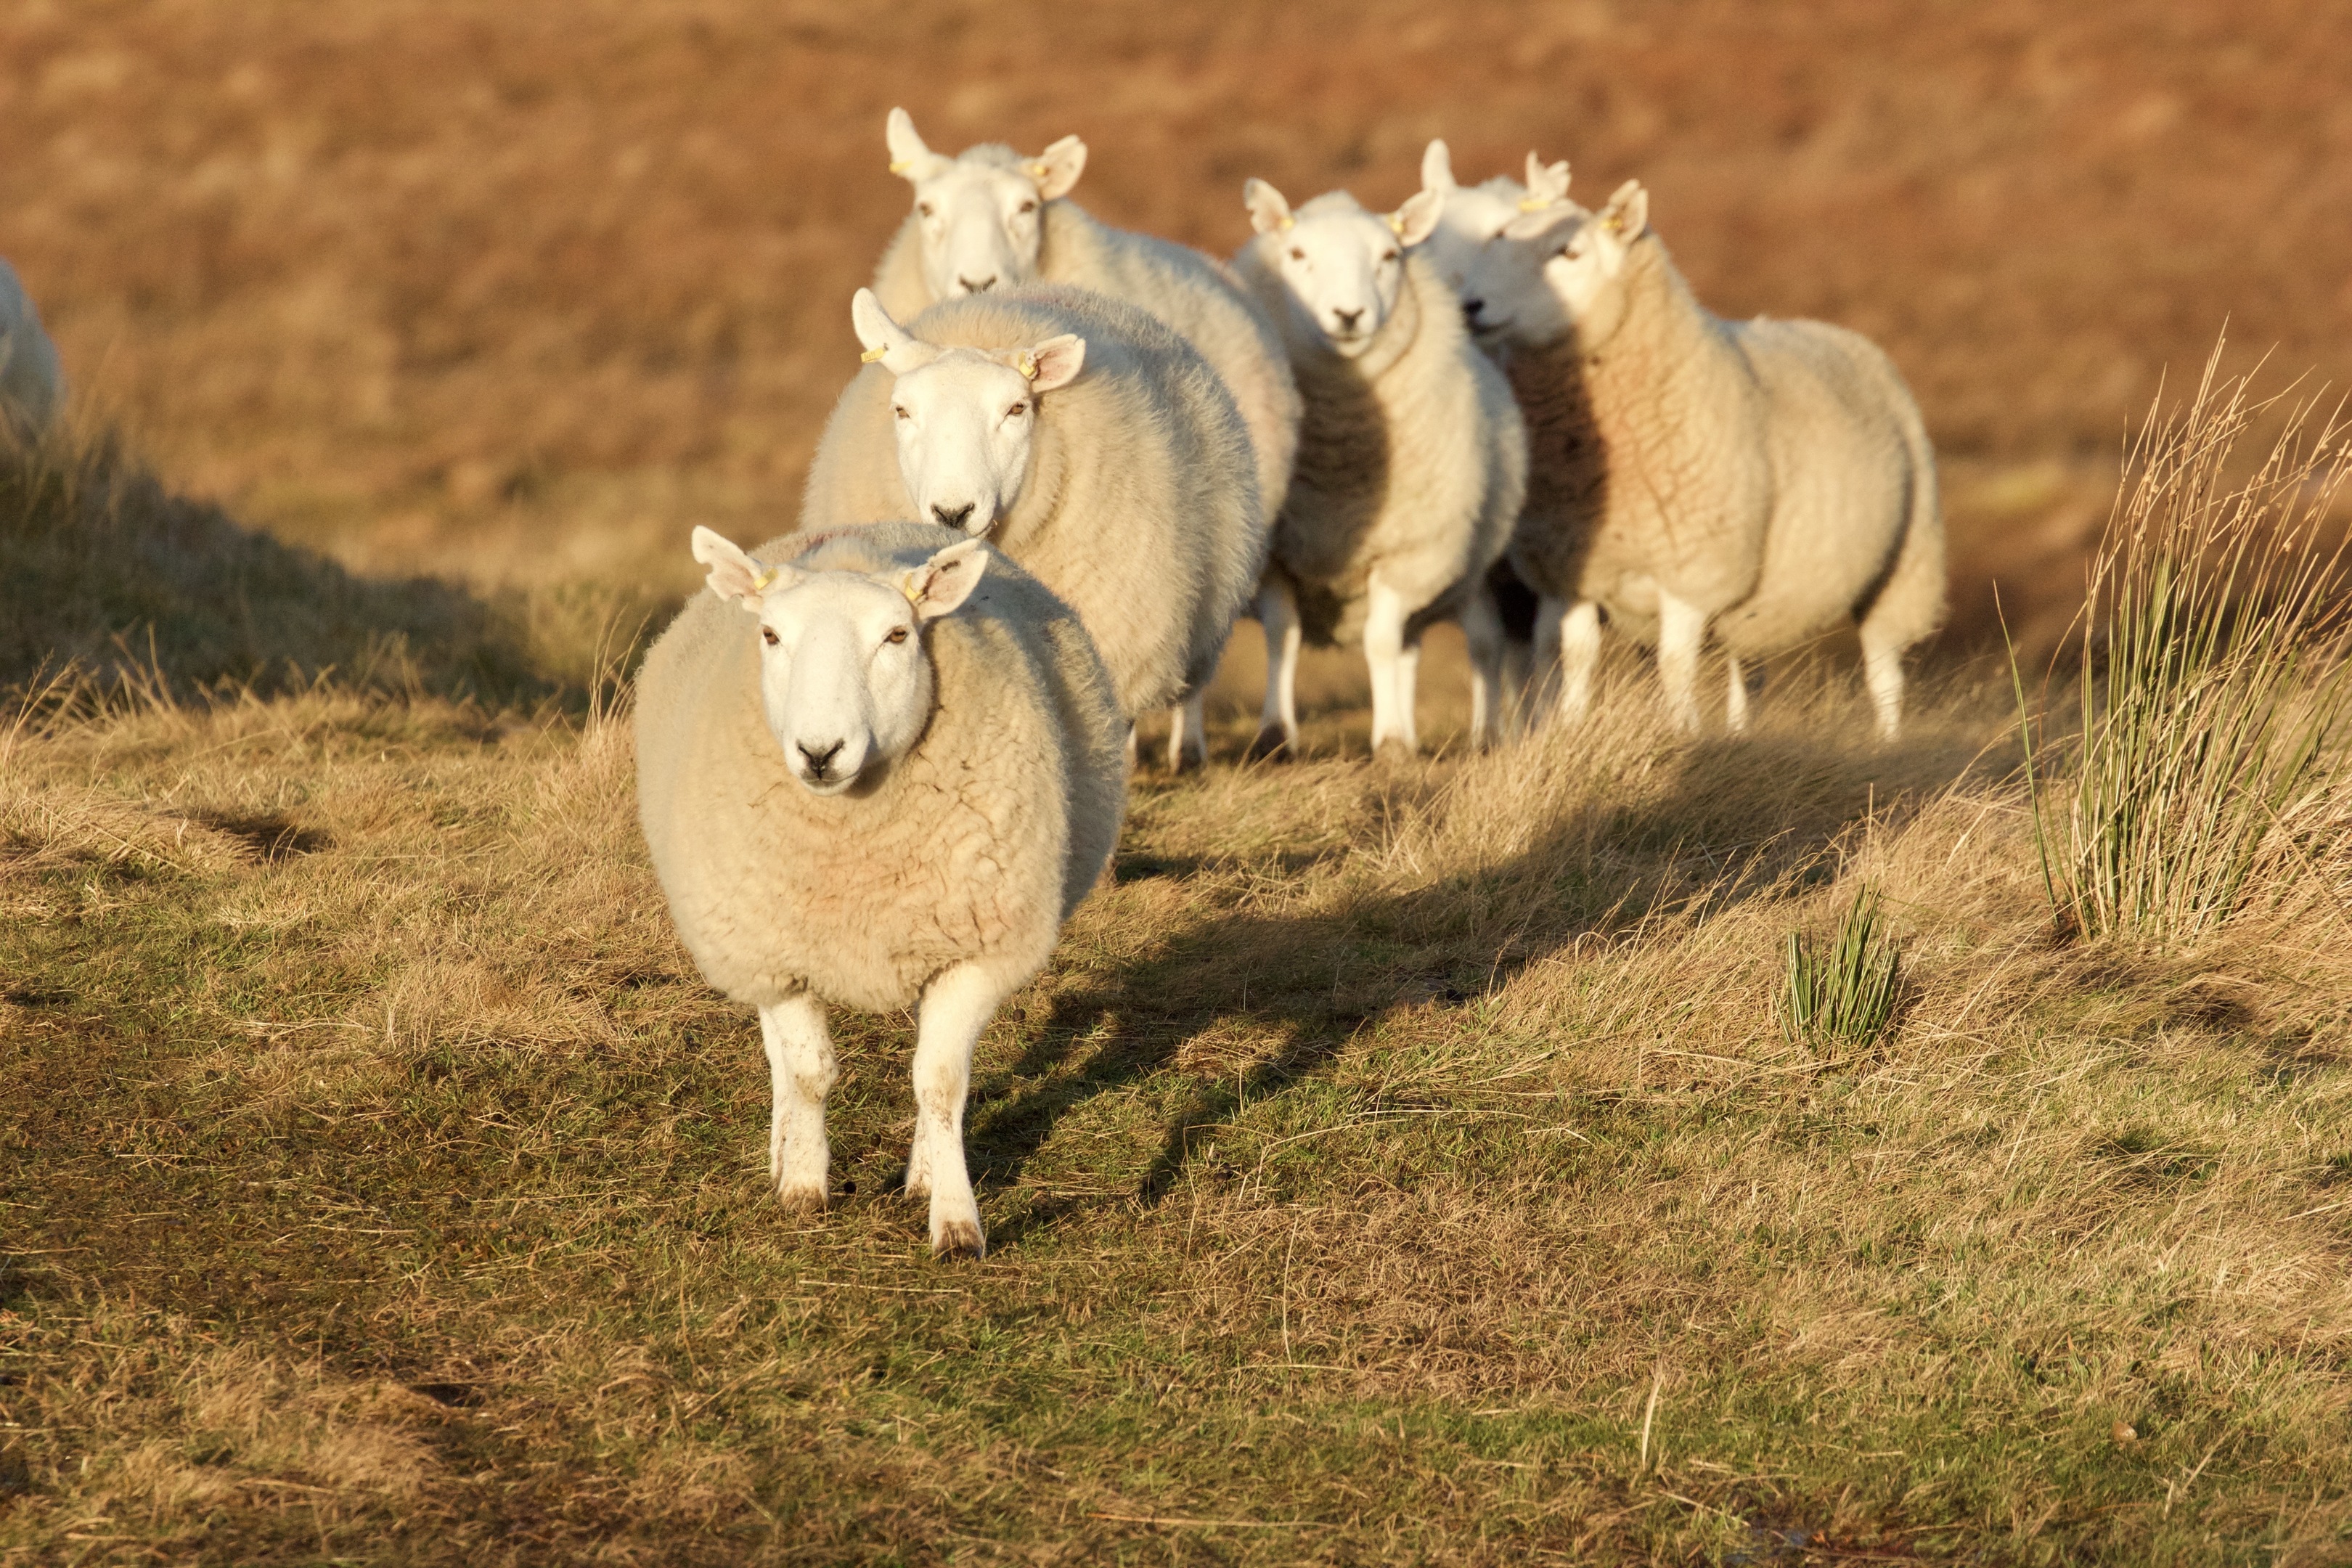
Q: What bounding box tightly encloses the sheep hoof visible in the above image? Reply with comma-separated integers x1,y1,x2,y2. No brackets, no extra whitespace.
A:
1244,726,1291,761
931,1217,987,1259
775,1181,828,1214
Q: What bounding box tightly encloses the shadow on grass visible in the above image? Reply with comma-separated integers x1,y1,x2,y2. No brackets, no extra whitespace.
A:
974,728,1977,1244
1,430,620,706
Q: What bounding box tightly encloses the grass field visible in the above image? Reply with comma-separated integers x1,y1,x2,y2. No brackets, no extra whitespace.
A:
8,2,2352,1561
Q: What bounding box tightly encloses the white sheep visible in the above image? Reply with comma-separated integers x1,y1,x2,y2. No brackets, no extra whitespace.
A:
800,284,1262,743
1474,173,1945,737
872,108,1301,765
1230,180,1526,754
635,520,1126,1257
0,258,65,439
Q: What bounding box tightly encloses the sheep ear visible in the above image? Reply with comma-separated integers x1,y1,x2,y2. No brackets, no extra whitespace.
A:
693,526,799,608
1599,179,1649,242
1420,139,1456,195
1524,153,1572,207
851,288,934,376
899,537,987,621
1503,200,1580,242
1243,178,1294,236
1389,187,1444,248
1010,333,1085,393
885,107,950,181
1026,134,1086,200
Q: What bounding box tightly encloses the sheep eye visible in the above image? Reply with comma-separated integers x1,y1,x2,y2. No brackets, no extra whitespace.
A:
1288,248,1305,261
1381,248,1400,263
893,405,910,420
917,202,934,218
761,627,780,646
1007,401,1027,418
885,626,910,645
1017,199,1037,214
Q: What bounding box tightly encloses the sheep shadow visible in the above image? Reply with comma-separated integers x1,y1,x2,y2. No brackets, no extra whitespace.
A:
970,725,1977,1244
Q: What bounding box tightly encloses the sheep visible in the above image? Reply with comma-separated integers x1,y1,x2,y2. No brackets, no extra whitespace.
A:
1471,172,1944,737
0,258,65,440
798,286,1260,753
1229,179,1526,754
634,519,1126,1257
873,108,1302,766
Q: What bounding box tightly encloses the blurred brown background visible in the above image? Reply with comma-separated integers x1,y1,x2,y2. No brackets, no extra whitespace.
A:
5,0,2348,651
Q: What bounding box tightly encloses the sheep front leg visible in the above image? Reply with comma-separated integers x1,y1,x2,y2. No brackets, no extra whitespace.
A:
1726,653,1752,734
1861,640,1906,741
1251,575,1302,758
908,961,1010,1258
1538,597,1602,726
1363,577,1417,754
1461,583,1506,749
759,995,837,1212
1655,589,1708,735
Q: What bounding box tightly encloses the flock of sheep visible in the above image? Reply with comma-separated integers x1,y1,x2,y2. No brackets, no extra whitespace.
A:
632,112,1950,1257
0,112,1951,1259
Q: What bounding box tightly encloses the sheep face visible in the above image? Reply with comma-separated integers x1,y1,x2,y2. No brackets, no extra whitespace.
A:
1418,142,1583,347
1244,181,1441,358
1514,179,1650,353
851,289,1087,536
689,526,989,795
885,107,1085,301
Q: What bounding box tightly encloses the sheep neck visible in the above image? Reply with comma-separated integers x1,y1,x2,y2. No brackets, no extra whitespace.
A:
1577,237,1749,489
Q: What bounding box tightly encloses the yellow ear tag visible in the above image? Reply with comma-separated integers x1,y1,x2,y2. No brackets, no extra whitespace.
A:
1016,351,1038,380
1386,211,1407,236
859,346,889,364
1604,215,1625,233
888,160,912,174
1026,162,1051,181
899,574,926,608
1277,213,1295,232
751,567,777,592
1517,195,1553,213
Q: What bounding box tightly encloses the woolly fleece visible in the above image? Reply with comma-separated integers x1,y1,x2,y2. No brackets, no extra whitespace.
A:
1231,196,1525,648
0,258,64,437
635,520,1125,1016
800,285,1260,718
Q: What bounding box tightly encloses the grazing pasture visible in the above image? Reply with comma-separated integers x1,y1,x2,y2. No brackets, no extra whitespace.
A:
5,2,2352,1563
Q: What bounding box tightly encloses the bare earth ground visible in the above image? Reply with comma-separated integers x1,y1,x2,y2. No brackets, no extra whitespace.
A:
6,2,2352,1563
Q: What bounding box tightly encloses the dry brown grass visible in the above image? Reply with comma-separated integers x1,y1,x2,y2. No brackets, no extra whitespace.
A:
7,629,2352,1560
4,0,2348,641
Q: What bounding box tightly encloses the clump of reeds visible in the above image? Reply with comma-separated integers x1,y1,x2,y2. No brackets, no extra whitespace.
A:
1776,885,1902,1048
2018,348,2352,942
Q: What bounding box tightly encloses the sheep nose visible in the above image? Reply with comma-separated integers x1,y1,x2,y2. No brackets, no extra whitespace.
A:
957,274,996,293
1462,297,1486,322
1332,307,1363,331
931,502,976,529
797,739,844,778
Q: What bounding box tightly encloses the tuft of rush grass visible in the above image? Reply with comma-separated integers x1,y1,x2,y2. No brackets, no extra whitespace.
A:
2018,351,2352,943
1776,886,1903,1050
8,613,2352,1564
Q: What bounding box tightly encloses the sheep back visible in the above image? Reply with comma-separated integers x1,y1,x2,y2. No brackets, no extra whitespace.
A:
800,285,1259,716
635,520,1125,1015
1231,239,1519,647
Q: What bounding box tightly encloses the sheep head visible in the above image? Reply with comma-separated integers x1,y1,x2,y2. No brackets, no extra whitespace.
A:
886,107,1085,301
1504,178,1648,352
852,289,1086,538
1243,179,1440,358
1412,140,1581,346
693,526,987,795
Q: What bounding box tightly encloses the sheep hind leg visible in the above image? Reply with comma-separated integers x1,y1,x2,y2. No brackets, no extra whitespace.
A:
1166,693,1208,772
759,995,837,1212
1862,640,1906,741
910,961,1013,1258
1554,598,1602,726
1725,653,1756,734
1655,589,1708,735
1461,581,1506,750
1249,576,1302,759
